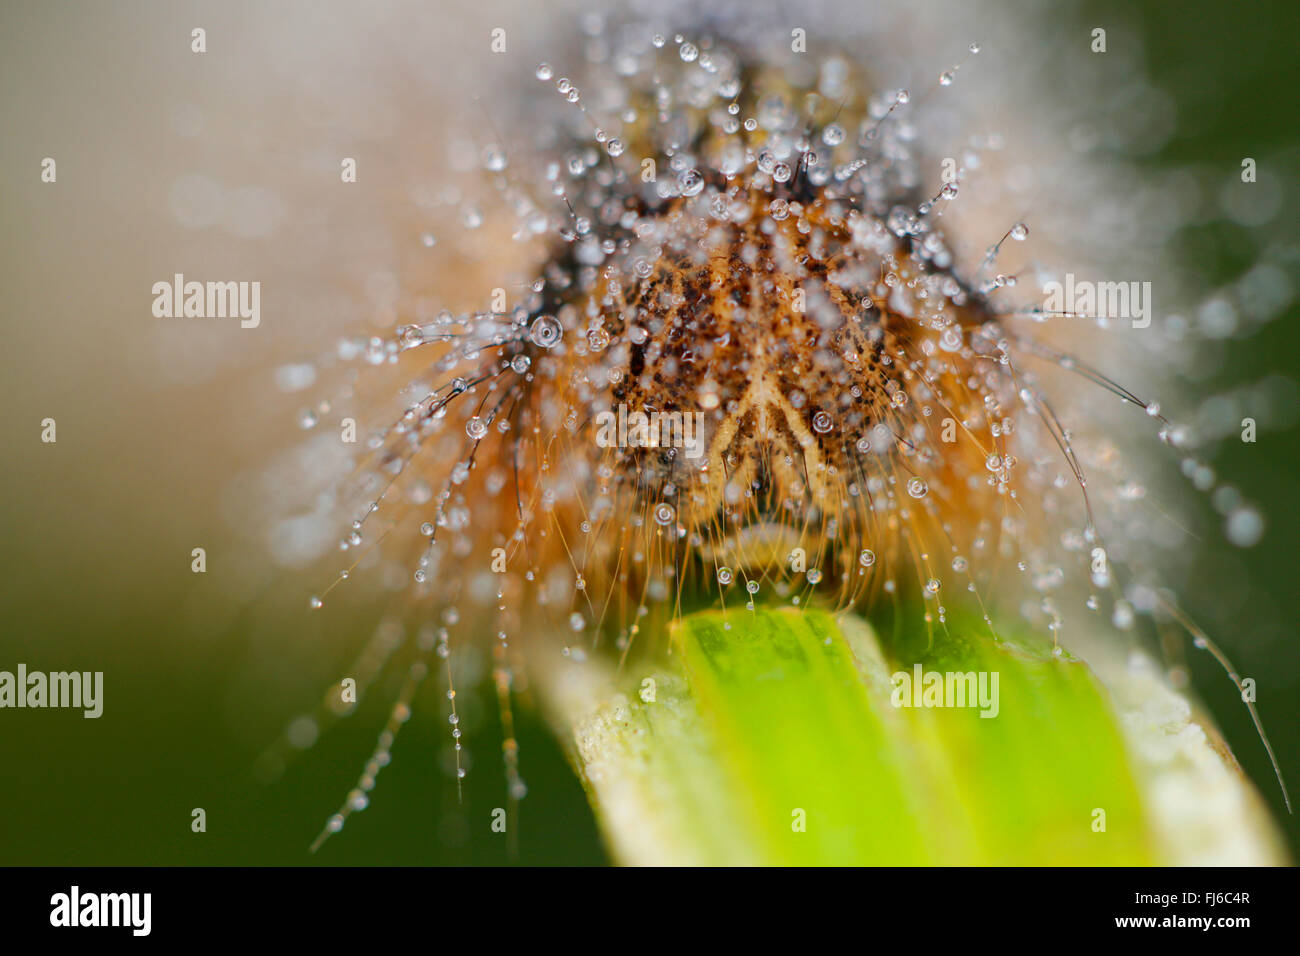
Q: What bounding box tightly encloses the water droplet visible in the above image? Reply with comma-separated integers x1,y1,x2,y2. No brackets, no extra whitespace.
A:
678,169,704,196
679,42,699,62
654,502,675,526
399,324,425,348
309,596,323,609
939,70,954,86
1225,505,1264,547
1010,222,1029,241
906,477,929,498
535,63,553,81
821,124,845,146
483,145,507,172
859,549,876,567
529,314,563,348
466,417,488,440
806,569,823,585
1112,602,1135,630
812,411,833,433
717,567,734,585
569,612,586,631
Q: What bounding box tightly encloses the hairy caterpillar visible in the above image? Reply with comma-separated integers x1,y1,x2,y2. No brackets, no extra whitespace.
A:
241,0,1290,858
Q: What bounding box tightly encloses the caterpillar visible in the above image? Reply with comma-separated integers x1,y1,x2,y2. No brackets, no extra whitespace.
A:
244,0,1290,856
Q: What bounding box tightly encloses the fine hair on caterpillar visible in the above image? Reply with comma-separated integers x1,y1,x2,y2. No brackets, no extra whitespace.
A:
248,2,1290,852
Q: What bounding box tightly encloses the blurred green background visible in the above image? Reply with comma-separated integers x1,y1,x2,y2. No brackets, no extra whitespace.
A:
1,0,1297,865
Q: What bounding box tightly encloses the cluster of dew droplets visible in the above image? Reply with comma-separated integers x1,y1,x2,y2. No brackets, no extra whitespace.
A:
301,613,462,853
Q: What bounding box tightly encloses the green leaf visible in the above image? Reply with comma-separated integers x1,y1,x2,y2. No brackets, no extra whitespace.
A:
554,606,1278,865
